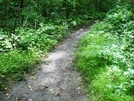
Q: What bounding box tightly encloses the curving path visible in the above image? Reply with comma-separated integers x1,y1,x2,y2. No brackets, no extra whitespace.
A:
0,24,92,101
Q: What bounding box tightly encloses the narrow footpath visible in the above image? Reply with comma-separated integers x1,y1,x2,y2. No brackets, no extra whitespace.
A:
0,25,92,101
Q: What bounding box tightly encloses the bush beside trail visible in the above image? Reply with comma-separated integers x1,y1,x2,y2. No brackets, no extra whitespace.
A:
75,6,134,101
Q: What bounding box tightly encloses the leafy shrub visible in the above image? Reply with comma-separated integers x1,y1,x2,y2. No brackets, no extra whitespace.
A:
0,21,70,90
75,6,134,100
16,23,69,52
104,6,134,50
0,31,13,52
17,28,56,51
124,68,134,94
89,65,133,101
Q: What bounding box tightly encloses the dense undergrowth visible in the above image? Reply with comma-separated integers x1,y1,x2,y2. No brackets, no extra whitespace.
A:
0,15,93,90
0,17,96,90
0,0,117,91
0,50,39,89
75,6,134,101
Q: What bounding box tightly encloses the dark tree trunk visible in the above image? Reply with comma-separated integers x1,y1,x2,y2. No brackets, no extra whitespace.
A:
62,0,70,18
42,5,47,17
19,0,24,25
4,0,9,35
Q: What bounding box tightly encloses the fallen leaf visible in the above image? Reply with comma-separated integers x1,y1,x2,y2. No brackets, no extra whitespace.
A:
6,93,9,96
50,89,53,92
55,92,60,96
57,80,60,82
44,84,48,88
31,77,35,80
41,80,44,82
57,88,59,90
28,86,32,89
52,91,54,94
16,97,21,101
31,72,36,75
78,87,81,90
29,99,32,101
7,94,11,99
61,87,65,91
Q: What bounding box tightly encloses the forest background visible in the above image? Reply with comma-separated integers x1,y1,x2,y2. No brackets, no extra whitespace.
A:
0,0,134,100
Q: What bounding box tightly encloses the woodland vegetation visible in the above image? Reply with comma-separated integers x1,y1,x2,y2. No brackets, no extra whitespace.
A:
0,0,134,100
75,0,134,101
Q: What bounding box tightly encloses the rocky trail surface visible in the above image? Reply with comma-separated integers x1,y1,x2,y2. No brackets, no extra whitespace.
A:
0,25,92,101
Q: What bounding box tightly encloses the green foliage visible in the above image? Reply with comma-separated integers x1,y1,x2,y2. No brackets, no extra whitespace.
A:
17,23,69,51
0,31,12,52
0,21,70,91
75,6,134,101
0,0,122,92
0,50,39,90
0,0,117,33
17,26,56,51
89,66,133,101
105,6,134,33
124,68,134,94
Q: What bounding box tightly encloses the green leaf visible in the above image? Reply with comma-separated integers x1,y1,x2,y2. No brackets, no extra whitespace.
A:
106,84,113,89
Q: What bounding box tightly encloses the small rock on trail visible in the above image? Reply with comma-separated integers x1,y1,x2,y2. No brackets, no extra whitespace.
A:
0,25,92,101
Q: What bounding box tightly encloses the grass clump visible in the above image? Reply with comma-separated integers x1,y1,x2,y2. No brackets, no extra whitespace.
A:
75,6,134,101
0,50,39,90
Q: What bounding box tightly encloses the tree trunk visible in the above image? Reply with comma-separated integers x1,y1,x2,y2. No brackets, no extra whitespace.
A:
4,0,9,35
19,0,24,25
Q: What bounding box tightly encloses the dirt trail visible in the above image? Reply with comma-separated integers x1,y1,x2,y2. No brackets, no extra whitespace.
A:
0,25,92,101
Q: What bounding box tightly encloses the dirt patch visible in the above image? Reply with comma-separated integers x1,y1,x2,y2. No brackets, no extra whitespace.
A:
0,25,92,101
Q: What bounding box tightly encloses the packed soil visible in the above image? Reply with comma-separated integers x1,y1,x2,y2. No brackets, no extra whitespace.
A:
0,24,92,101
